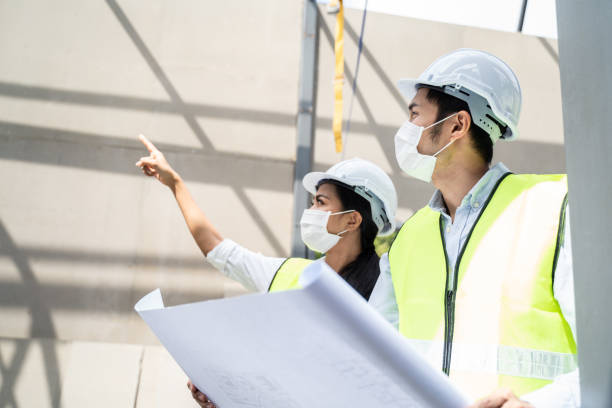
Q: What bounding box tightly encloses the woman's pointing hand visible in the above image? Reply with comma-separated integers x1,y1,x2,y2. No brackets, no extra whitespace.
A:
135,134,178,188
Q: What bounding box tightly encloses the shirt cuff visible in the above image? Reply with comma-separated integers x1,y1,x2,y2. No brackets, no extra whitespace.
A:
521,369,580,408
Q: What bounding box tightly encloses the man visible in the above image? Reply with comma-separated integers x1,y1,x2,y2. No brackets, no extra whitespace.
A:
370,48,579,407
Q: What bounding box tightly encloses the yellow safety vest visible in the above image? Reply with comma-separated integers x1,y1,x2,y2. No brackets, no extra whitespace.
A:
268,258,314,292
388,173,577,399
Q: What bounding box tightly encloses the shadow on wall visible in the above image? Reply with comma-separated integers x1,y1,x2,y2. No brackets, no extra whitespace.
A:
0,1,291,404
0,0,291,259
0,214,227,407
0,221,62,407
0,4,565,213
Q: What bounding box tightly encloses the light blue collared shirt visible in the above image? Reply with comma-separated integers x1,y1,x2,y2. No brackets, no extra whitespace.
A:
429,162,511,273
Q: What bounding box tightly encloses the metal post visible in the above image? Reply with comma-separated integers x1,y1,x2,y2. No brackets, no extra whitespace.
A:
556,1,612,407
516,0,528,32
291,0,319,258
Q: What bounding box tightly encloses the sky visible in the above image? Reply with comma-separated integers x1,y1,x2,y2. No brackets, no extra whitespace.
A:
317,0,557,39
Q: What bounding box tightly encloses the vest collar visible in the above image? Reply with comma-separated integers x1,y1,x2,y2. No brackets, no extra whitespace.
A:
428,162,511,215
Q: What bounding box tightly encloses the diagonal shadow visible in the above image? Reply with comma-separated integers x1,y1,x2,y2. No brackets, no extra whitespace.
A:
0,340,28,408
318,10,403,176
538,36,559,65
0,120,292,257
105,0,293,256
232,188,286,256
0,221,61,407
342,13,411,117
105,0,214,151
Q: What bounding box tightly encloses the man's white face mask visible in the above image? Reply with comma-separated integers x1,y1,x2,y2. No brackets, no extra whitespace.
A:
299,209,354,254
394,113,458,183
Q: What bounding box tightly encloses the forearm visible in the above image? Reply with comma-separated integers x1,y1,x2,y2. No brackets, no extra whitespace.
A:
171,175,223,255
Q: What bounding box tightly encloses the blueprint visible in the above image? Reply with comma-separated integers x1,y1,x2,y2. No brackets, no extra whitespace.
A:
135,261,471,408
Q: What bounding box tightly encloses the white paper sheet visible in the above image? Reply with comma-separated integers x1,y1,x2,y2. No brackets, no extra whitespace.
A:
135,261,471,408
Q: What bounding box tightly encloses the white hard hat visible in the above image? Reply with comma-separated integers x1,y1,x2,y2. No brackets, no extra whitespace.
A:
302,158,398,236
397,48,522,143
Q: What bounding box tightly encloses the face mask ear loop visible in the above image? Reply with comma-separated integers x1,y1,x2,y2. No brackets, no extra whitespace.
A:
424,111,459,130
330,210,355,236
330,209,355,216
433,137,456,157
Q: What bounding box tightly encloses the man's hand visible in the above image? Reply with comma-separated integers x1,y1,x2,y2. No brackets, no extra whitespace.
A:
468,388,534,408
135,134,179,188
469,388,535,408
187,380,217,408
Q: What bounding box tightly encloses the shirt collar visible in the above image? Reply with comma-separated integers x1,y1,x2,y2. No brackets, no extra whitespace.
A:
428,162,511,214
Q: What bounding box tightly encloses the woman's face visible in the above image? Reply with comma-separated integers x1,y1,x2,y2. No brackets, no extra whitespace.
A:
310,183,352,235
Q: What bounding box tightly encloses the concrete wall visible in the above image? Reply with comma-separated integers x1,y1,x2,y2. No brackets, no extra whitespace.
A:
0,1,565,406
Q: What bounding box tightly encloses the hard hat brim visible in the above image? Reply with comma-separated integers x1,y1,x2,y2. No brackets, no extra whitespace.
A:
397,78,421,106
302,171,348,196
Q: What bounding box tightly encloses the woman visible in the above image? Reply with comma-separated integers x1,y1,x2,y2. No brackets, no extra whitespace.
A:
135,134,398,405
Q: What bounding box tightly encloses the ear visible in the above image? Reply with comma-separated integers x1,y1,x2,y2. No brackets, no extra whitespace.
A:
450,110,471,142
345,211,363,232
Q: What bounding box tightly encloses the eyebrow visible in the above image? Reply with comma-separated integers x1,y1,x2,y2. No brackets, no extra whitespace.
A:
408,102,419,110
315,194,329,200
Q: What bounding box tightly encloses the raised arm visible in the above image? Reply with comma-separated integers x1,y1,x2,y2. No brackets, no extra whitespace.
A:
135,134,222,255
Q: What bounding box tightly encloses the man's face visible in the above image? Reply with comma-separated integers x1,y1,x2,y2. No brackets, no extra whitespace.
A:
408,88,447,156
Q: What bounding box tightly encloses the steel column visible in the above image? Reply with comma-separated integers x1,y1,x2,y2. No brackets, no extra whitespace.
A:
291,0,319,258
556,1,612,406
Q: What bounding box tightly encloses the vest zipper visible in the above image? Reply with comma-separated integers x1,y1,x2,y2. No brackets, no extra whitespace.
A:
438,172,512,376
439,217,454,375
443,265,458,375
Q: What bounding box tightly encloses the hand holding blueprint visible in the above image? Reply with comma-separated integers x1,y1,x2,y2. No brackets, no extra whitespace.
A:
135,261,471,408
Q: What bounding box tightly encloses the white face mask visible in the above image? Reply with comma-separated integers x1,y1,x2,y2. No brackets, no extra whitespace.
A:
394,113,458,183
299,209,354,254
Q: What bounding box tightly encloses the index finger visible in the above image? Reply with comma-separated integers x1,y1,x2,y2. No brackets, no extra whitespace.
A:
139,134,158,153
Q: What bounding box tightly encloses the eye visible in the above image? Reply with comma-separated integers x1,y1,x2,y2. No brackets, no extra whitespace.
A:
312,197,324,206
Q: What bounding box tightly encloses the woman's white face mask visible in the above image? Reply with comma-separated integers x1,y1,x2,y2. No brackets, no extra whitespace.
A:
394,112,458,183
299,209,354,254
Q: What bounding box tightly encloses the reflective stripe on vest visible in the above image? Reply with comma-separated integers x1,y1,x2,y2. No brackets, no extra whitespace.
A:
405,339,577,380
268,258,314,292
389,174,576,399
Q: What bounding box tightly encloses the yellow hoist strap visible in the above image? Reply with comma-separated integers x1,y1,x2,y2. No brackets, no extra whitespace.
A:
332,0,344,153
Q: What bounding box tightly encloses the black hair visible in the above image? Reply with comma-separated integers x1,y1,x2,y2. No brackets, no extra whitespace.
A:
420,86,494,164
317,179,381,300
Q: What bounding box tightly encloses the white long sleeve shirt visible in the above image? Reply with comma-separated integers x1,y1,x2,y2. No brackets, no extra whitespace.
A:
205,238,285,293
205,238,388,304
